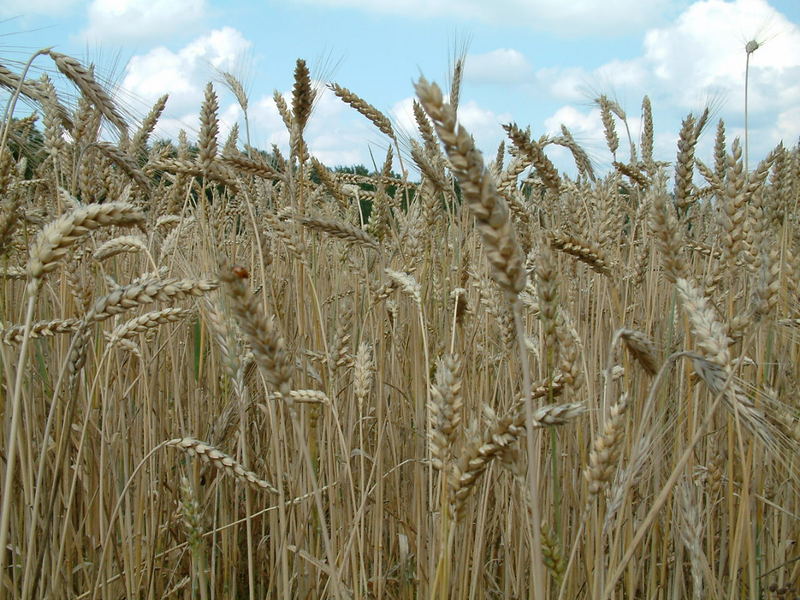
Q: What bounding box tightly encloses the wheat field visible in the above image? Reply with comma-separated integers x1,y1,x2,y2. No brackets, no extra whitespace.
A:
0,51,799,599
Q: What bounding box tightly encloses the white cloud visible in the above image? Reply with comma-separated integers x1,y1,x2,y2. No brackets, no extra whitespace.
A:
535,67,587,102
281,0,675,35
124,47,198,106
545,106,603,140
81,0,207,44
774,106,800,146
122,27,251,113
107,0,797,173
536,62,648,105
307,86,395,167
117,27,253,150
155,115,201,140
640,0,800,110
465,49,533,85
632,0,800,166
180,27,251,71
249,95,289,145
307,136,365,167
532,0,800,168
538,0,800,106
458,100,513,153
594,59,648,91
144,103,241,143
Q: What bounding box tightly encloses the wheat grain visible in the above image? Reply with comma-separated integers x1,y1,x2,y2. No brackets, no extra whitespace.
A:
93,142,150,191
385,269,421,306
130,94,168,158
87,277,218,322
674,114,699,214
597,95,620,158
451,401,584,515
292,59,314,133
641,96,654,171
222,151,284,182
429,355,463,470
353,342,373,406
2,318,80,344
92,236,147,261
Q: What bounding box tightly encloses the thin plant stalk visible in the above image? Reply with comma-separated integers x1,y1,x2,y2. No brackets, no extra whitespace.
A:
0,48,52,157
744,40,759,172
0,294,37,593
514,302,546,600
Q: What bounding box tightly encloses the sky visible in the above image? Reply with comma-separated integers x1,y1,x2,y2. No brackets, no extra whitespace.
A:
2,0,799,176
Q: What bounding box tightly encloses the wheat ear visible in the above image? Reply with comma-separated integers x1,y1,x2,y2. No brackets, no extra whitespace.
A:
549,231,612,276
27,202,145,294
295,215,380,250
198,83,219,172
618,329,659,375
166,438,279,494
130,94,168,158
292,59,314,133
584,394,629,497
504,122,561,194
415,77,526,298
329,83,395,140
48,51,128,136
219,261,293,397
